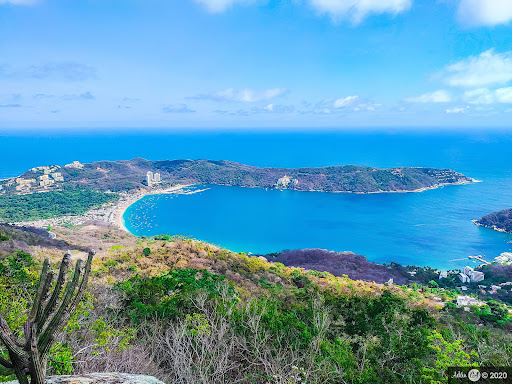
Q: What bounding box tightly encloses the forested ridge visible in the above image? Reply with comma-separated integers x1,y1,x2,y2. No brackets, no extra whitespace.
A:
476,208,512,233
1,158,473,194
0,225,510,384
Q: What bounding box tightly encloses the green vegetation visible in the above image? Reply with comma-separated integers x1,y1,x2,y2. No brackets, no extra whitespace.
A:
112,264,511,384
0,189,118,222
0,252,134,383
1,233,511,383
476,208,512,233
0,158,472,195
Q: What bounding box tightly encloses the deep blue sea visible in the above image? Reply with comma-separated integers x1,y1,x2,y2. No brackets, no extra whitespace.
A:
1,130,512,269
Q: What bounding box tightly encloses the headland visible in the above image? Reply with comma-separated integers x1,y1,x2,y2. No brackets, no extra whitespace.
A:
0,157,474,196
474,208,512,234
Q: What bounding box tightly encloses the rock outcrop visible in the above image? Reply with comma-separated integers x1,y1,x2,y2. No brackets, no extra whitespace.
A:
3,373,165,384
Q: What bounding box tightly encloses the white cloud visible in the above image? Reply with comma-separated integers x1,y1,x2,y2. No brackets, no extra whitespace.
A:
194,0,253,13
333,95,359,108
457,0,512,27
190,88,287,102
405,90,452,103
463,87,512,104
443,50,512,88
463,88,494,104
309,0,412,24
446,106,468,114
495,87,512,103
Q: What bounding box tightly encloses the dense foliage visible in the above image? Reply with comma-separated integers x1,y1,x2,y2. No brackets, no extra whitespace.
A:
114,266,511,383
476,208,512,233
1,233,511,383
0,189,118,222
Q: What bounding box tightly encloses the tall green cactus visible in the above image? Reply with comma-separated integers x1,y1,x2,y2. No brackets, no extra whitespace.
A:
0,250,94,384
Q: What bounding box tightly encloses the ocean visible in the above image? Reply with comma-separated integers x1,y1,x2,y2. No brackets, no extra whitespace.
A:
1,129,512,269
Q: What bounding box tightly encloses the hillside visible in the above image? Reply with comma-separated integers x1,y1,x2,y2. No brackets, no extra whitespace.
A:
266,249,412,284
0,158,473,195
0,222,511,384
475,208,512,233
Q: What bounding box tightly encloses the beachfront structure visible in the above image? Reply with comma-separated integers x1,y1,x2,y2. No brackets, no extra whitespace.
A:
146,171,161,187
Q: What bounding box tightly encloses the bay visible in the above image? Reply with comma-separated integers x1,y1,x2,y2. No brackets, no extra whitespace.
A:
1,129,512,269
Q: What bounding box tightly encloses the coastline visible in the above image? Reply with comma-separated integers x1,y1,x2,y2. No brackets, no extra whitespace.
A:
472,219,512,234
8,178,473,232
10,184,197,233
214,178,476,195
113,184,196,233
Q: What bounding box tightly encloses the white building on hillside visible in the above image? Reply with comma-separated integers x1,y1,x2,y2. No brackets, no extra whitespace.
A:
462,266,485,283
459,273,470,283
146,171,162,187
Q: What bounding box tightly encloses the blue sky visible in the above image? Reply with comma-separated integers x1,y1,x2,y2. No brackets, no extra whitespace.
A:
1,0,512,129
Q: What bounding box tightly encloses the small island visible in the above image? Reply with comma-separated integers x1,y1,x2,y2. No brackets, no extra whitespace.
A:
474,208,512,234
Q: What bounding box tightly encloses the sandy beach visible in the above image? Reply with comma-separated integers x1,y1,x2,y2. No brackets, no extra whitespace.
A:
113,184,195,232
11,184,198,232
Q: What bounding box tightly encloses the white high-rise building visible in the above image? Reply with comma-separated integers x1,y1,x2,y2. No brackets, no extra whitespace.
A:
461,266,485,283
146,171,154,186
459,273,470,283
464,266,474,276
146,171,161,187
470,271,485,282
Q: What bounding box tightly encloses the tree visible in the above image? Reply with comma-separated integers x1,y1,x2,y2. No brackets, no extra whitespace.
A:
0,250,94,384
143,248,151,257
422,329,478,384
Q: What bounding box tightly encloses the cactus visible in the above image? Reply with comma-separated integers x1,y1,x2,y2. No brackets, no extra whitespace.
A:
0,250,95,384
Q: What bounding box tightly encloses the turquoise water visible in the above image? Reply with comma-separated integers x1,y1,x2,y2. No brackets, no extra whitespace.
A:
124,182,512,270
1,130,511,269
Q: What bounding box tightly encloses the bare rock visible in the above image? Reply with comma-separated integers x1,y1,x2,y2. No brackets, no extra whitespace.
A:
3,373,165,384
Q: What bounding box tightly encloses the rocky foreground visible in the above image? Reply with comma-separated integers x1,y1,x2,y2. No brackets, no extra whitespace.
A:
4,373,164,384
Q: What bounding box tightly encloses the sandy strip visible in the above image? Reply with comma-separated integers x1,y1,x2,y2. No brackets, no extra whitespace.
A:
114,184,195,232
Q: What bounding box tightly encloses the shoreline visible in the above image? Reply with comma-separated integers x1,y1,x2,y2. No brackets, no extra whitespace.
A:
9,178,474,233
213,178,476,195
10,184,198,232
113,184,196,233
472,219,512,234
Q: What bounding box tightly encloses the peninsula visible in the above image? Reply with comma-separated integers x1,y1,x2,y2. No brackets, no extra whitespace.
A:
475,208,512,234
0,157,473,195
